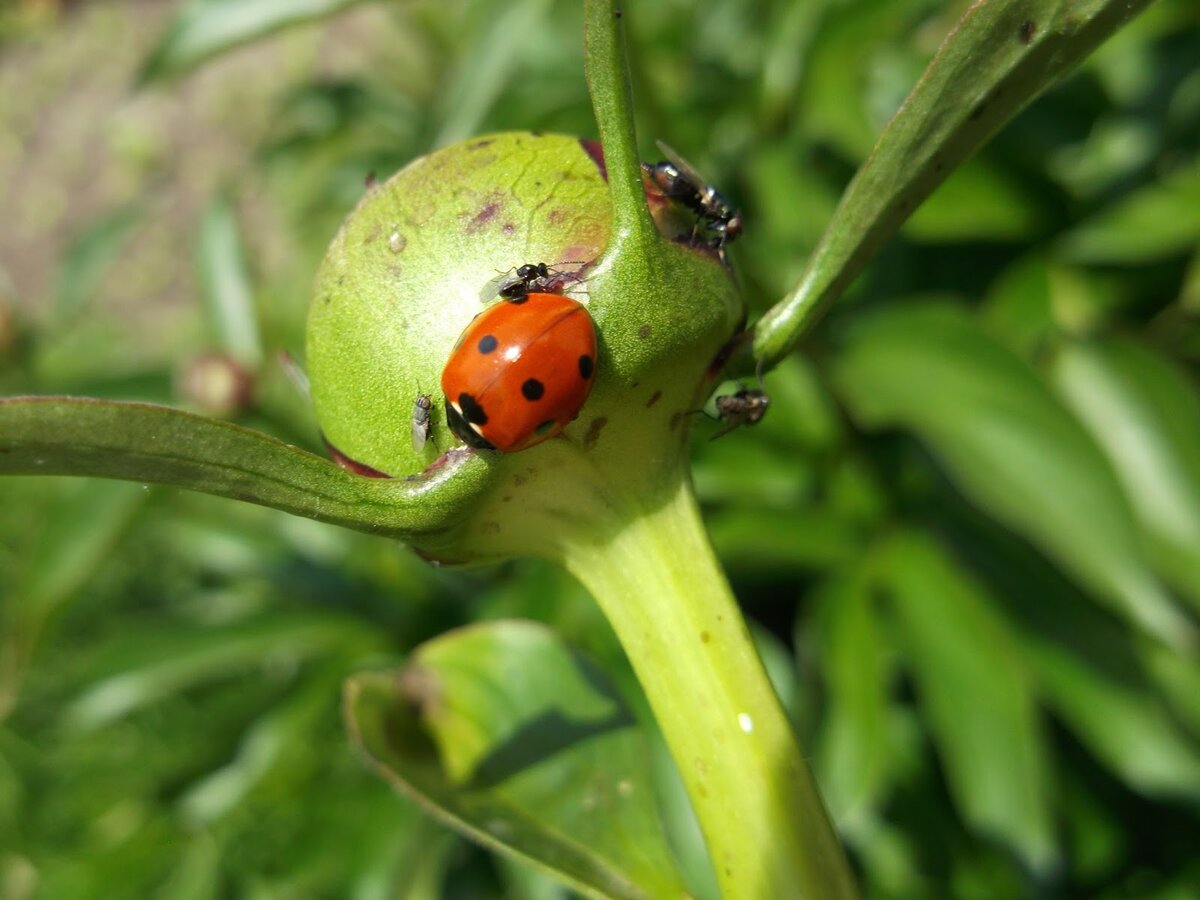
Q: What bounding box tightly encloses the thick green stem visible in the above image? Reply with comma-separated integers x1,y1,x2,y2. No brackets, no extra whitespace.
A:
559,472,858,900
584,0,658,255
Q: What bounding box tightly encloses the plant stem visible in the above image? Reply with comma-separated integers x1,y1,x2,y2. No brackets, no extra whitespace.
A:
751,0,1157,372
584,0,658,255
559,471,858,900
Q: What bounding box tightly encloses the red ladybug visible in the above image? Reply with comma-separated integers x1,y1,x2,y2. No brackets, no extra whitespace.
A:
441,292,597,452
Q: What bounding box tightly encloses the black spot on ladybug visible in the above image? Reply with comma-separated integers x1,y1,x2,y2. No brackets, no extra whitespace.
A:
522,378,545,401
458,392,488,425
445,400,494,449
535,419,556,435
578,354,594,379
478,334,498,354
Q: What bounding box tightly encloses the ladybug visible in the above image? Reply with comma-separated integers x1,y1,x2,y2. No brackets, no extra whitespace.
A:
411,392,432,452
441,292,597,452
643,140,742,251
710,386,769,440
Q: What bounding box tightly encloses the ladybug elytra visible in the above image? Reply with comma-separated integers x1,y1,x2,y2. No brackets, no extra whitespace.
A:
441,292,597,452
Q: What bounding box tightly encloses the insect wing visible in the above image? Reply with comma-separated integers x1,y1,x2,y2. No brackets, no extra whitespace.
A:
478,269,521,303
411,394,432,451
655,140,710,190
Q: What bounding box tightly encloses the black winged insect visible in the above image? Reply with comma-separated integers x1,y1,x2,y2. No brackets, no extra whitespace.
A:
643,140,743,252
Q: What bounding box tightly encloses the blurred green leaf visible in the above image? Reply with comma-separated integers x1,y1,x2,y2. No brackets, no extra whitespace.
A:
1051,337,1200,609
12,479,145,625
154,835,221,900
0,397,493,542
904,159,1043,242
62,614,380,732
754,0,1157,367
799,0,931,161
55,205,145,321
707,507,861,574
1060,159,1200,263
812,571,893,834
138,0,371,84
345,621,688,900
692,440,815,508
1141,640,1200,743
197,198,263,369
433,0,556,147
1,479,146,717
982,254,1125,351
833,304,1191,648
1026,633,1200,799
180,665,342,825
878,530,1056,872
981,252,1057,352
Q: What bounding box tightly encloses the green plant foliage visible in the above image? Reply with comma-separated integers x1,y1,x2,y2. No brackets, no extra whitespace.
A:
2,0,1199,897
346,621,690,899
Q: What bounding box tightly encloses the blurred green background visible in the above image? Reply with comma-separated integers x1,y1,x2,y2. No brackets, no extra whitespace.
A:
2,0,1199,897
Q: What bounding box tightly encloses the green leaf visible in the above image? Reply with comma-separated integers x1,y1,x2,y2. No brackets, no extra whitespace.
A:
179,665,343,825
1141,641,1200,744
812,572,893,834
197,198,263,368
1059,159,1200,264
12,479,145,626
798,0,931,161
832,304,1191,649
1026,633,1200,799
55,205,145,321
345,620,688,900
707,507,861,574
62,614,380,732
137,0,370,84
1050,338,1200,609
753,0,1157,368
877,531,1056,872
433,0,556,147
903,158,1043,242
1,479,146,717
0,397,493,545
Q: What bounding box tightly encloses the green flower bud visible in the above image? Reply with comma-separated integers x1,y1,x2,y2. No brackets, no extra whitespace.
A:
306,132,742,562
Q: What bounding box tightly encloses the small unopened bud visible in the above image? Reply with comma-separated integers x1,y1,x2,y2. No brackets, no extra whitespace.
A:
177,353,254,417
